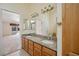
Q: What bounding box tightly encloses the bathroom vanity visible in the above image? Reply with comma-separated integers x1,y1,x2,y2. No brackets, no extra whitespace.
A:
22,35,57,56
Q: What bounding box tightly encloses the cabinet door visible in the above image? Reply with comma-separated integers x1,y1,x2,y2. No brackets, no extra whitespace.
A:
34,43,42,56
62,4,79,55
28,40,34,55
22,37,25,49
42,52,50,56
29,49,33,56
24,39,29,52
42,47,56,56
34,49,41,56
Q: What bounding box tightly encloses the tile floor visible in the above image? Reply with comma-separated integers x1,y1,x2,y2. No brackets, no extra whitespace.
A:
6,49,30,56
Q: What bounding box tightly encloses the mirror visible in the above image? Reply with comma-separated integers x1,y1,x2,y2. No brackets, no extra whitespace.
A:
23,19,30,30
30,19,36,30
23,19,36,30
23,4,57,37
38,7,57,36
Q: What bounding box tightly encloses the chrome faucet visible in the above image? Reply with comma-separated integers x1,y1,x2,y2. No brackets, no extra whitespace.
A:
48,34,53,40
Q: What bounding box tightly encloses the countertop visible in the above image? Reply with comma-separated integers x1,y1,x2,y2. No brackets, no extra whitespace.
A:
22,35,57,51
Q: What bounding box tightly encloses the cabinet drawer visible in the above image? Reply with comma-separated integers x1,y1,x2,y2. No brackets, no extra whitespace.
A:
29,49,33,56
42,52,50,56
29,41,33,50
29,40,33,45
29,45,33,51
42,47,56,56
22,38,25,49
34,49,41,56
22,36,26,39
34,43,41,50
25,39,28,42
24,39,28,52
25,39,28,46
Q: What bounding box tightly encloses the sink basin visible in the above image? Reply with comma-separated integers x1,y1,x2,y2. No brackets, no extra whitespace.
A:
41,40,54,45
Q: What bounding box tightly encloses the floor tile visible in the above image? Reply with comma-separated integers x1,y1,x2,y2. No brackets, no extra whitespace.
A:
6,49,30,56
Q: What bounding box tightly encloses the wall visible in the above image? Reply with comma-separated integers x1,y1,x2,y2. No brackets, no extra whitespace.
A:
0,9,2,38
2,9,20,36
0,3,32,34
0,9,3,55
2,22,11,36
49,8,57,34
56,4,62,56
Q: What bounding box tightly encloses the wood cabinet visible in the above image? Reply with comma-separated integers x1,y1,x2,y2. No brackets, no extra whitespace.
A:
24,39,29,52
34,43,42,56
28,40,34,55
22,37,29,52
22,37,56,56
22,37,25,49
42,47,56,56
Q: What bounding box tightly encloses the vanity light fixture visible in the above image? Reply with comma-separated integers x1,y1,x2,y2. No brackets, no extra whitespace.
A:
31,20,35,23
41,4,54,13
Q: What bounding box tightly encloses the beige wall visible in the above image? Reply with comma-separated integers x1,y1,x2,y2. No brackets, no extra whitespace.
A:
2,22,11,36
56,4,62,56
49,8,57,34
2,9,20,36
0,3,32,33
